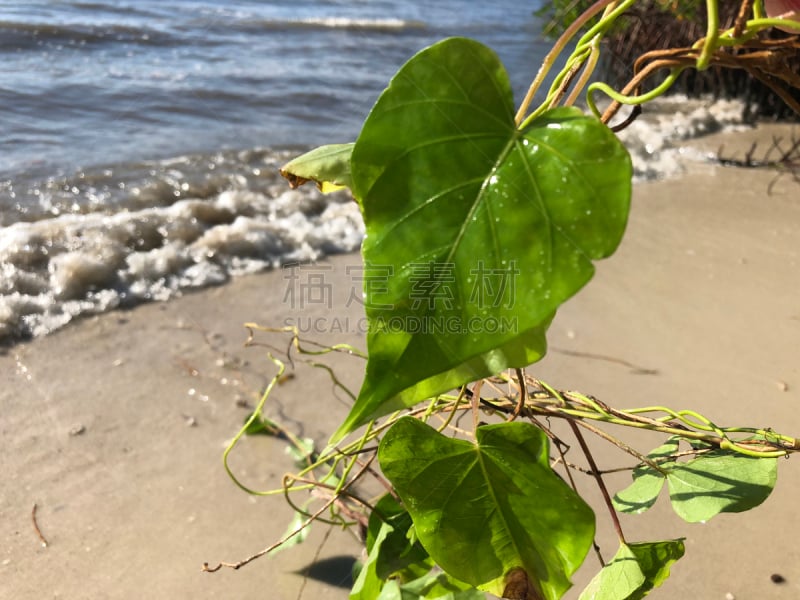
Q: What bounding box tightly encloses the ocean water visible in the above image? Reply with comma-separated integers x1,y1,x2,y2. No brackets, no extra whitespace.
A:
0,0,749,343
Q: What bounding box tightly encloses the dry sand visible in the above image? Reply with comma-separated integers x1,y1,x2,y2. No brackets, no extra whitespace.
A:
2,124,799,599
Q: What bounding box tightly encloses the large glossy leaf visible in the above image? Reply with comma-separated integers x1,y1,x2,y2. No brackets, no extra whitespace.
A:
613,441,778,523
579,540,684,600
334,37,631,440
378,417,596,600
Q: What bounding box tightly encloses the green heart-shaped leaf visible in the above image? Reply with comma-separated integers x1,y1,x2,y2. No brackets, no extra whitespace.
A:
334,37,631,440
379,417,595,600
614,440,778,523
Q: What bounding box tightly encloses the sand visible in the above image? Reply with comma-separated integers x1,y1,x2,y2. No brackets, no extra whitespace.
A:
2,124,799,599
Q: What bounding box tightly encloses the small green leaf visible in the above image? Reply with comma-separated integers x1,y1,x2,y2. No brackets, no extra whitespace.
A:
379,417,595,600
285,436,317,468
280,143,354,193
353,495,435,600
334,37,631,440
666,452,777,523
375,581,403,600
579,540,684,600
377,570,484,599
367,494,430,580
579,544,643,600
351,520,392,600
612,438,678,514
628,540,685,595
243,413,281,436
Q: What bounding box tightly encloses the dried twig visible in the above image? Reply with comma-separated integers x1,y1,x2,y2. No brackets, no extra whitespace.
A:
202,455,375,573
31,504,48,548
715,132,800,192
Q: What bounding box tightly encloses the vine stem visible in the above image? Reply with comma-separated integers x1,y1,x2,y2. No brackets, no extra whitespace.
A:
551,437,606,566
732,0,754,38
203,486,329,571
514,0,617,125
563,36,601,107
568,420,627,546
509,368,526,420
222,354,286,495
203,453,376,572
697,0,721,70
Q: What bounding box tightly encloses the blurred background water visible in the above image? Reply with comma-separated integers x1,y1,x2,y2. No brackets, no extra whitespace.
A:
1,0,545,183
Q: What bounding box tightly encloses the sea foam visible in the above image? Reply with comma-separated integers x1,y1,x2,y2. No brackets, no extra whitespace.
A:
0,180,363,342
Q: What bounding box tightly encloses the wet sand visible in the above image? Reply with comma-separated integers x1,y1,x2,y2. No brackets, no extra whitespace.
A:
2,124,799,599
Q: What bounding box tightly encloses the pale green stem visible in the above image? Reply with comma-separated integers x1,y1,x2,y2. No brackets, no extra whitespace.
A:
223,354,287,495
717,440,789,458
564,37,602,107
523,0,642,126
696,0,721,70
334,422,374,495
437,387,467,432
745,16,800,30
575,418,666,473
573,0,635,46
422,396,442,421
515,0,619,125
544,47,592,109
586,68,683,118
510,395,795,458
307,360,358,402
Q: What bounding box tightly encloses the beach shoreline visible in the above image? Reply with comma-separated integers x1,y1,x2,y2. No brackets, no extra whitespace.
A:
2,124,800,599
